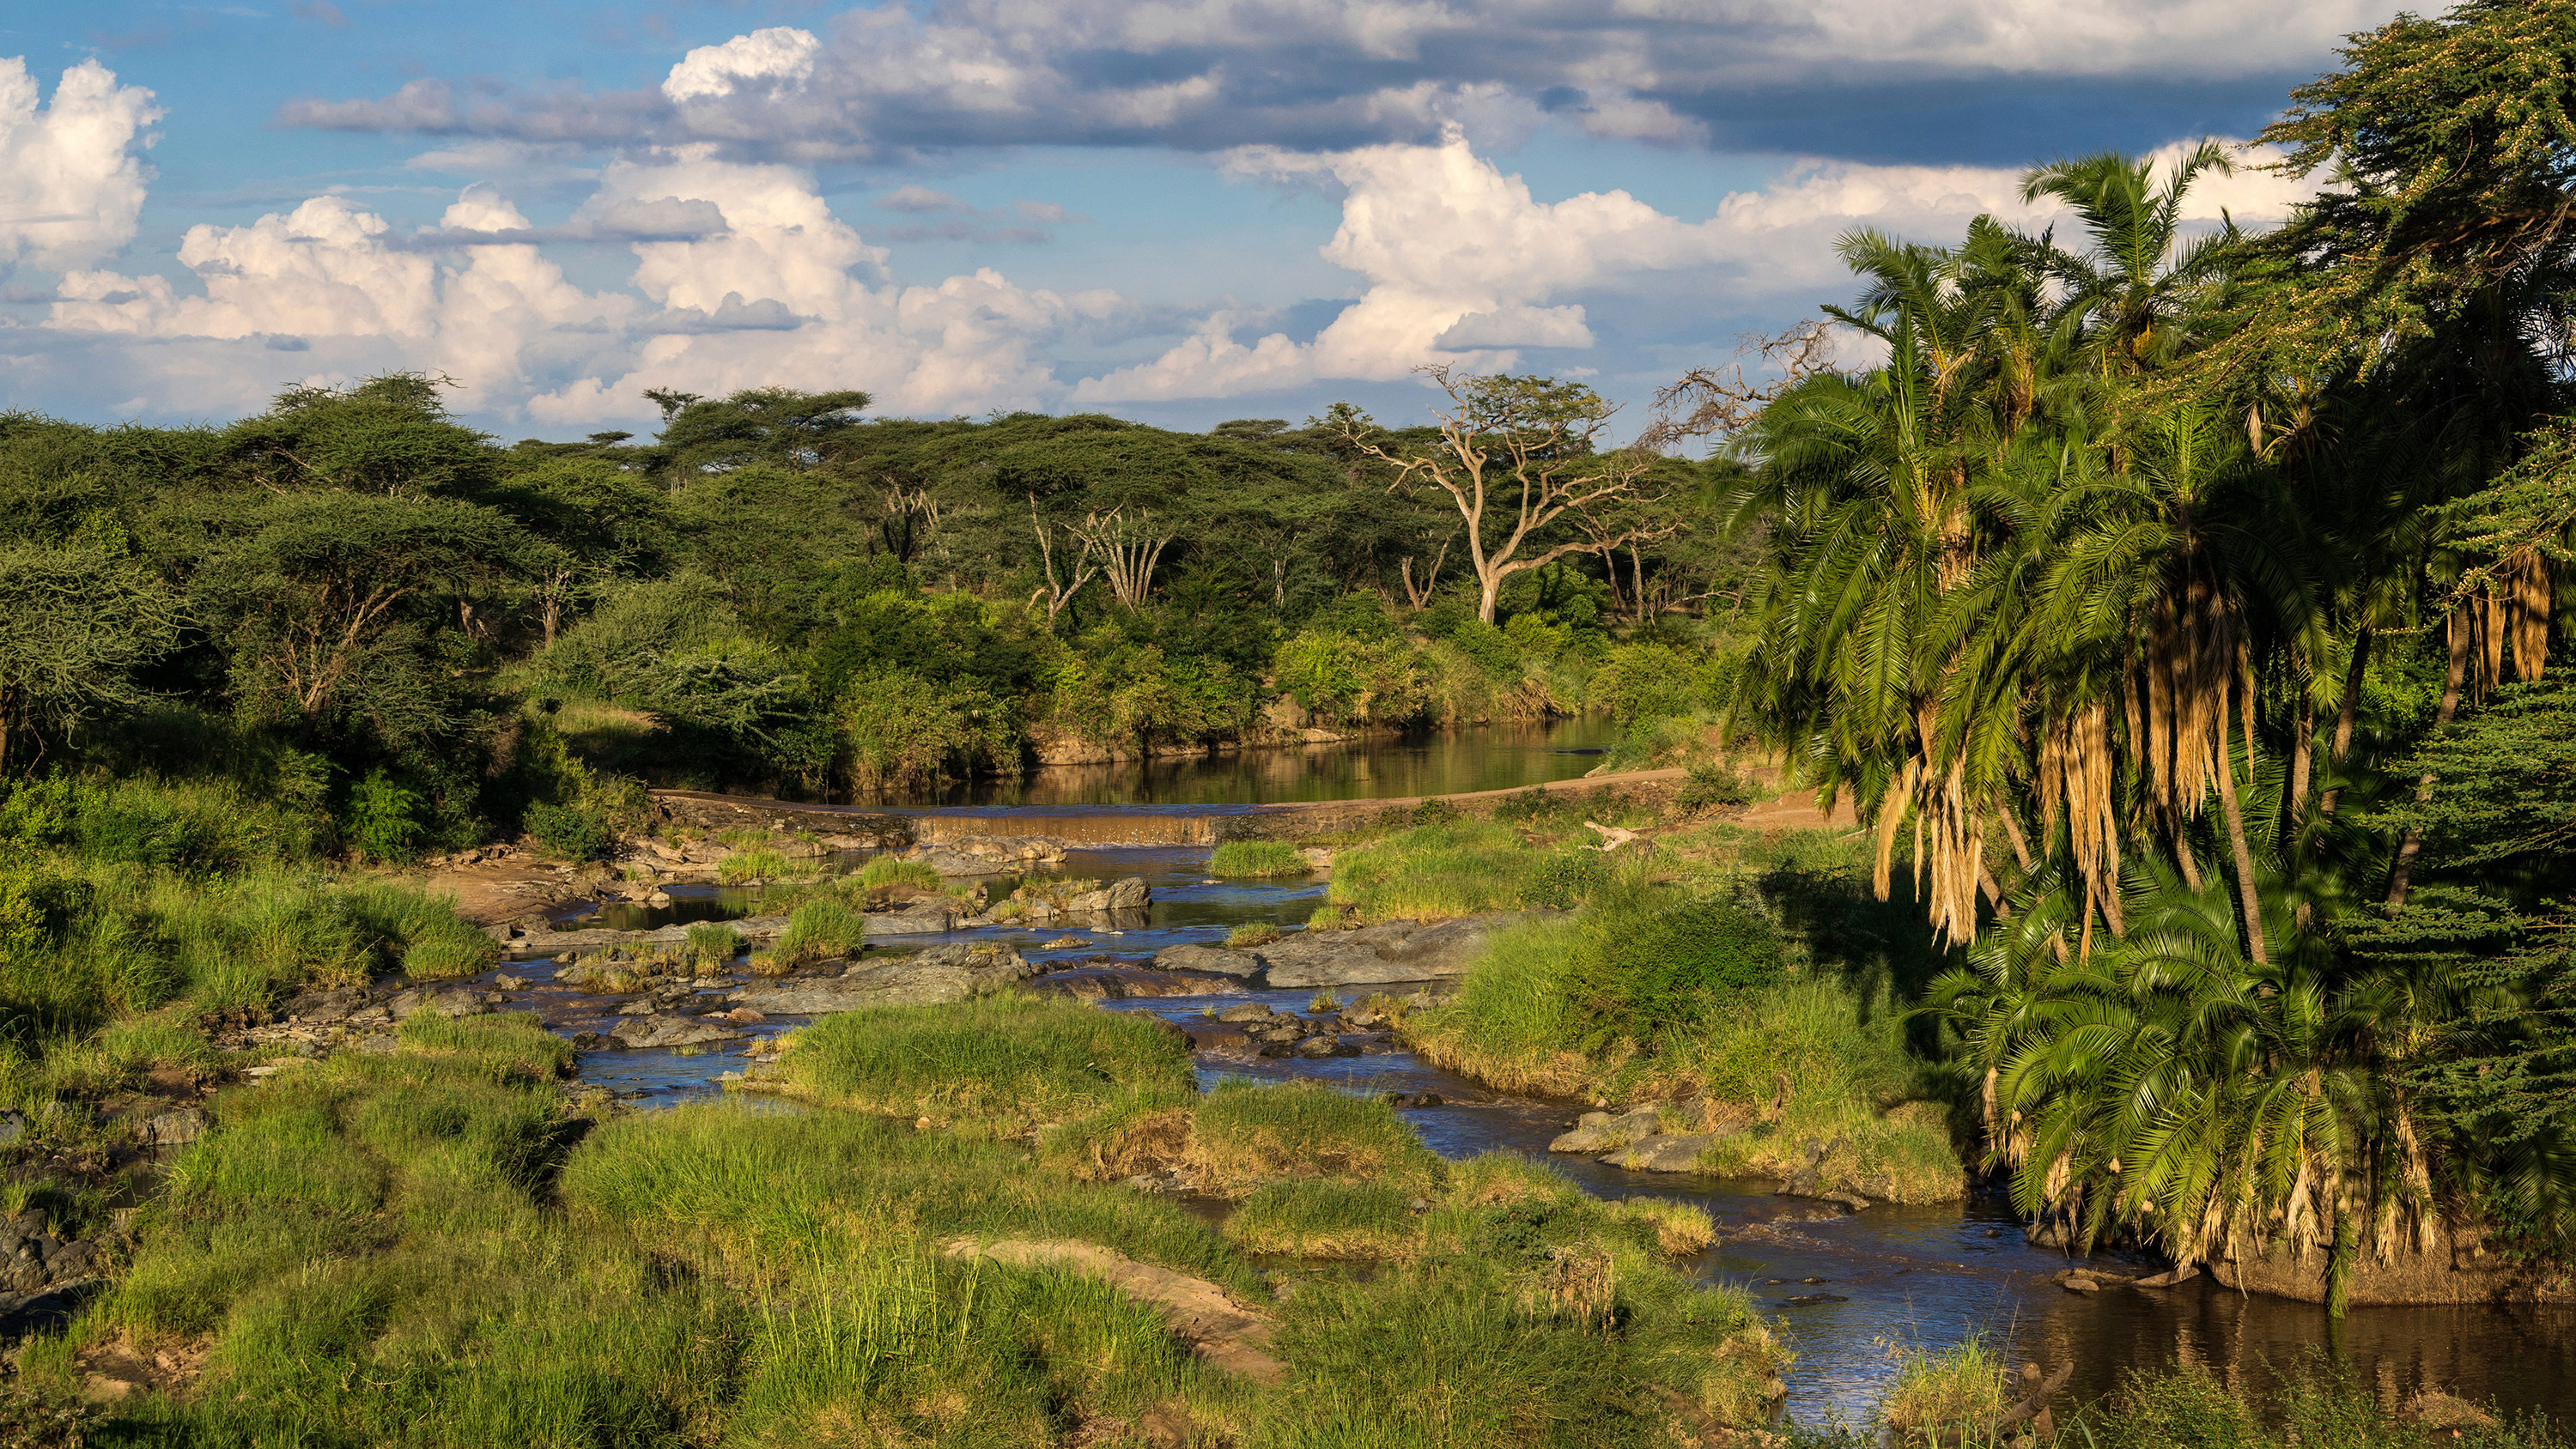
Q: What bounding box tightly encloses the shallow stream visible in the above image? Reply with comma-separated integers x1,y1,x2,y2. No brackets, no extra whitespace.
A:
477,729,2576,1430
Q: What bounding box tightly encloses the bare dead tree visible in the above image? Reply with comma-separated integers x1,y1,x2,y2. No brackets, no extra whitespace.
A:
1398,533,1453,610
1028,494,1099,622
1343,366,1670,624
880,481,942,564
1069,507,1176,609
1641,318,1838,450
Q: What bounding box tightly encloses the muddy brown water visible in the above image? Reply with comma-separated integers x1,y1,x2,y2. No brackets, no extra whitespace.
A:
477,757,2576,1430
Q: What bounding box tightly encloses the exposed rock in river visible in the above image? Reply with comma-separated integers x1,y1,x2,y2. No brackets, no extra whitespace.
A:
1149,912,1535,987
727,942,1034,1016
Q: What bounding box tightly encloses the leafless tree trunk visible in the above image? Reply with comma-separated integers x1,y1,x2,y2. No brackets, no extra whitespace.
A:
1070,508,1176,609
1029,494,1099,623
1344,366,1675,624
1399,537,1451,610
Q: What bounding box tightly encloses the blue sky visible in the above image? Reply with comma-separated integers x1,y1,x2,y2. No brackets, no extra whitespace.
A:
0,0,2395,440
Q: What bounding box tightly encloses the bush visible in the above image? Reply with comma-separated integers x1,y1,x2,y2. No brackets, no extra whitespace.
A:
1675,761,1757,815
1589,642,1698,722
523,799,612,860
1208,840,1305,877
343,770,425,864
1566,891,1783,1042
839,669,1020,792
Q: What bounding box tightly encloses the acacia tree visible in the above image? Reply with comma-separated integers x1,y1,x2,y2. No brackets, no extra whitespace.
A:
1346,367,1670,623
0,543,180,773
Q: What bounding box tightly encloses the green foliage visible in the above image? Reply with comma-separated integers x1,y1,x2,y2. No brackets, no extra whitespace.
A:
775,900,865,964
521,799,612,860
342,769,425,864
1586,641,1698,722
1226,921,1282,948
1207,840,1306,877
683,922,744,968
838,668,1018,791
773,991,1193,1133
1674,761,1757,814
856,855,943,892
0,541,180,772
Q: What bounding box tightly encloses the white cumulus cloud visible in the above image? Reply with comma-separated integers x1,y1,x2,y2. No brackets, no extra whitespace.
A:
1075,130,2317,403
663,27,824,105
0,58,161,273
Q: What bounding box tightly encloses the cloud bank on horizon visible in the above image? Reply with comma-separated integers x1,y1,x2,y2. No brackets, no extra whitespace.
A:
0,0,2384,434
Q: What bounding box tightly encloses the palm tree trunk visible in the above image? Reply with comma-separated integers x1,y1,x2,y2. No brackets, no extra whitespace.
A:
2213,715,2269,967
2385,610,2472,912
2318,627,2370,821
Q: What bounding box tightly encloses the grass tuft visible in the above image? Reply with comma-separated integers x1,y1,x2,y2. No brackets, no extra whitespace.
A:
1208,840,1306,878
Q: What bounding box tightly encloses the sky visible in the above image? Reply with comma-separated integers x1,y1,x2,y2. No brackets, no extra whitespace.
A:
0,0,2402,442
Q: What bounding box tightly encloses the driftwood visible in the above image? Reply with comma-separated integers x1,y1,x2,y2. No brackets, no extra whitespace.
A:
1584,820,1644,852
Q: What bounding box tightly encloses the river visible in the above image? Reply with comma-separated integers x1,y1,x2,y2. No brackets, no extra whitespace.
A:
494,723,2575,1431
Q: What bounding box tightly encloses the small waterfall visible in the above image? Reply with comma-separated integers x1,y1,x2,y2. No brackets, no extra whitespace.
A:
911,811,1231,847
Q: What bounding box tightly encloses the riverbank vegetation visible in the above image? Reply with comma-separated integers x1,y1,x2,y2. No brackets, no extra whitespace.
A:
1679,0,2576,1313
4,1003,1795,1444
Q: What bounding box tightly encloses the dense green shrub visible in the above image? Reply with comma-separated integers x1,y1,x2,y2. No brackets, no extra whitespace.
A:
1589,642,1698,722
1675,761,1757,813
1570,891,1783,1041
522,799,612,860
342,770,425,864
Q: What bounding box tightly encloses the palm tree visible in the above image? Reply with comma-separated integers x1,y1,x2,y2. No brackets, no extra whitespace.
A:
2022,141,2240,376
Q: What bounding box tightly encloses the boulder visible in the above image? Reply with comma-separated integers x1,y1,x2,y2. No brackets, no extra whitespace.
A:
729,942,1035,1016
1548,1104,1662,1155
609,1015,743,1051
1152,943,1263,979
1150,913,1539,990
2134,1264,2200,1288
139,1108,205,1149
1597,1133,1715,1173
1292,1034,1361,1059
386,988,488,1020
867,901,956,935
1213,1003,1274,1023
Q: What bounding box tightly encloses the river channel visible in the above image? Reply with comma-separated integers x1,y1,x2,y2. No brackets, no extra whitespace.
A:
484,725,2575,1431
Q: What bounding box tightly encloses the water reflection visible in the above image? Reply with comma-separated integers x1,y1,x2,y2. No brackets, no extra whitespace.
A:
860,717,1625,809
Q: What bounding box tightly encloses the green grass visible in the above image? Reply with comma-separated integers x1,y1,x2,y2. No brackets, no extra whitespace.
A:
1327,822,1613,920
768,992,1195,1134
859,855,944,891
774,899,866,965
1189,1079,1443,1197
716,846,801,884
683,920,744,968
1228,921,1283,948
1208,840,1307,878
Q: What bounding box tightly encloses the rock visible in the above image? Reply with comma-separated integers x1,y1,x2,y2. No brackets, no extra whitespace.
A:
1548,1104,1662,1154
1378,1092,1445,1109
725,1007,767,1024
495,973,528,990
730,942,1035,1016
869,901,956,936
0,1111,21,1146
2133,1264,2200,1288
571,1031,602,1049
1062,876,1153,915
140,1108,206,1149
1292,1034,1359,1059
2062,1275,2099,1294
1152,943,1263,979
608,1016,742,1051
1213,1003,1275,1023
1598,1133,1715,1173
1253,912,1534,989
278,987,367,1023
386,988,489,1020
1042,937,1092,949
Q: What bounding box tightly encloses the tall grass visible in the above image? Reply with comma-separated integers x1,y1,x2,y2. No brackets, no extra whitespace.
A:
1208,840,1306,878
716,847,797,884
1327,822,1612,920
771,992,1194,1133
683,921,744,969
858,855,943,892
774,900,866,965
